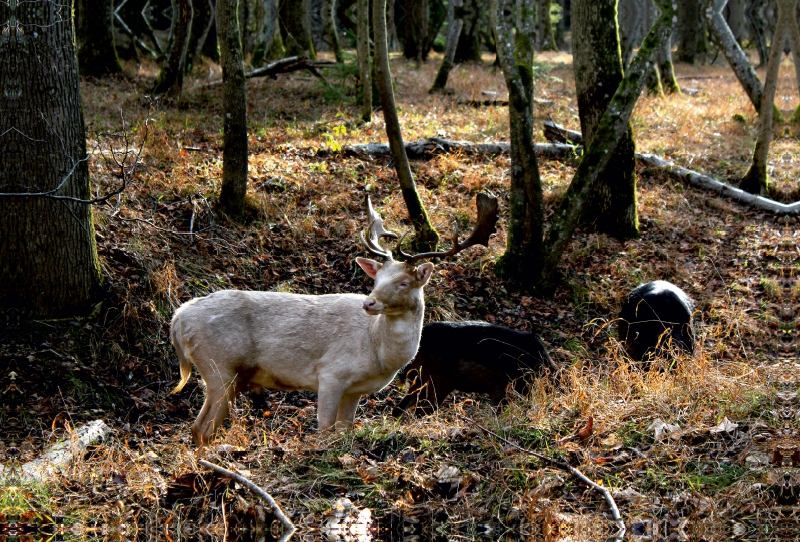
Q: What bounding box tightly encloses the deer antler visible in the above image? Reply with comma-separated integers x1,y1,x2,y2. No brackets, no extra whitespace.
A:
400,193,499,265
360,194,399,260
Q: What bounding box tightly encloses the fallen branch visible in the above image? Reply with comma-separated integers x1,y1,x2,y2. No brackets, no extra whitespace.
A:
198,459,295,540
543,120,583,145
202,56,338,87
11,420,111,482
468,418,625,541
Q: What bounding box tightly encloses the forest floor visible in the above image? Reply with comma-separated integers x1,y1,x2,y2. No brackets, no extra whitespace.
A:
1,50,796,541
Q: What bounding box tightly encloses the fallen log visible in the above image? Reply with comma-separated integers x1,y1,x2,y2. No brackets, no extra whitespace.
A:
322,137,579,159
543,120,583,145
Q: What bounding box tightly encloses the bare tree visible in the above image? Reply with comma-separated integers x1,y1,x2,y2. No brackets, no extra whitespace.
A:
280,0,317,58
154,0,194,94
357,0,372,122
373,0,439,249
217,0,249,217
322,0,345,62
252,0,285,65
0,0,102,316
431,0,464,91
185,0,216,72
76,0,122,76
537,0,557,51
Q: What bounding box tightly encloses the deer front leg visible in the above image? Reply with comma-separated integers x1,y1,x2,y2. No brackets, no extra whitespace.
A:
316,379,348,431
336,392,362,429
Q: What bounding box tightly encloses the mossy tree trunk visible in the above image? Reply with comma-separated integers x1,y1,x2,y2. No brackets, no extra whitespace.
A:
252,0,283,65
657,35,680,94
454,0,482,63
537,0,557,51
76,0,122,76
572,0,638,241
357,0,372,122
431,0,464,91
280,0,316,58
153,0,193,94
0,0,102,317
677,0,702,63
185,0,216,72
537,0,676,293
740,0,797,195
373,0,439,250
217,0,249,218
491,0,545,286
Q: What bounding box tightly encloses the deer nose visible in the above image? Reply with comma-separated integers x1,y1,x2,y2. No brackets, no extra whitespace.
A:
363,299,376,311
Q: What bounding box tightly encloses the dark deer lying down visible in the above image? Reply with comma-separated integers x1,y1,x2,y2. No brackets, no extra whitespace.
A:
392,321,556,416
618,280,695,362
171,193,498,445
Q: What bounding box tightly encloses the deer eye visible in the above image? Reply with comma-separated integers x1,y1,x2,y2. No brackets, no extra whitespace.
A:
399,281,410,289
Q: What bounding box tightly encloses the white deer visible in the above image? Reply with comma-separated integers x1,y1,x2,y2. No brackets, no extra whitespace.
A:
171,194,498,445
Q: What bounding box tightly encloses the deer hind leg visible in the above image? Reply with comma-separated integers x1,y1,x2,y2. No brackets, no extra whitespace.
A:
336,392,362,429
192,371,239,446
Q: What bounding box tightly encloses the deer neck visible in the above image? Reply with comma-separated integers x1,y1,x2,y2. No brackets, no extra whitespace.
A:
371,294,425,373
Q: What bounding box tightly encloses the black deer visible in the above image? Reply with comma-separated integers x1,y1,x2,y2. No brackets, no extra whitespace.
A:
618,280,695,362
393,321,555,416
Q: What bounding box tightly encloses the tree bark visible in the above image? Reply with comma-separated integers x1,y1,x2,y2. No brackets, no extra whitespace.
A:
618,0,644,69
322,0,345,62
373,0,439,249
537,0,558,51
0,0,102,317
740,0,797,195
538,0,676,293
572,0,639,241
403,0,430,61
217,0,249,217
357,0,372,122
726,0,744,42
77,0,122,76
185,0,216,72
202,0,222,61
746,0,768,67
491,0,545,285
431,0,464,91
153,0,194,94
676,0,702,63
657,35,680,94
280,0,317,58
454,0,482,62
252,0,283,65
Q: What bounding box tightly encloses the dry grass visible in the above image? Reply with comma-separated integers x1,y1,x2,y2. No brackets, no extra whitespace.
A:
8,49,790,539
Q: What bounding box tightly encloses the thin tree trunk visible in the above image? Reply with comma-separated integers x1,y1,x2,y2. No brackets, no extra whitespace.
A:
454,0,482,62
403,0,430,61
676,0,701,63
186,0,216,72
537,0,557,51
280,0,317,58
618,0,643,69
373,0,439,249
727,0,744,42
538,0,676,293
431,0,464,91
252,0,283,65
0,0,101,317
746,0,768,67
323,0,345,62
657,35,680,94
77,0,123,76
202,0,222,61
154,0,194,94
491,0,545,285
217,0,249,217
572,0,639,241
357,0,373,122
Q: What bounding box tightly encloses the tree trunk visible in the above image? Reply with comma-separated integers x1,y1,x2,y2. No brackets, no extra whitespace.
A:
572,0,638,241
217,0,250,217
403,0,430,61
252,0,284,65
726,0,744,42
154,0,194,94
0,0,102,317
746,0,768,67
657,35,680,93
186,0,216,72
454,0,482,62
77,0,122,76
491,0,545,285
373,0,439,249
202,0,222,61
280,0,317,58
537,0,557,51
323,0,345,62
538,0,676,293
357,0,372,122
618,0,643,69
431,0,463,91
676,0,701,63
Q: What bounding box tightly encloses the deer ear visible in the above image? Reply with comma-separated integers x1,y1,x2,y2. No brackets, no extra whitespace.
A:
356,257,382,279
415,262,434,285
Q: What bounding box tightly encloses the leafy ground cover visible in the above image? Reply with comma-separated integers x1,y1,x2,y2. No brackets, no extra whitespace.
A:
0,51,792,540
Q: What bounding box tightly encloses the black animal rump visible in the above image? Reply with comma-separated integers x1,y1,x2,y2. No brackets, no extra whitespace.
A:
618,280,694,362
393,321,555,416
